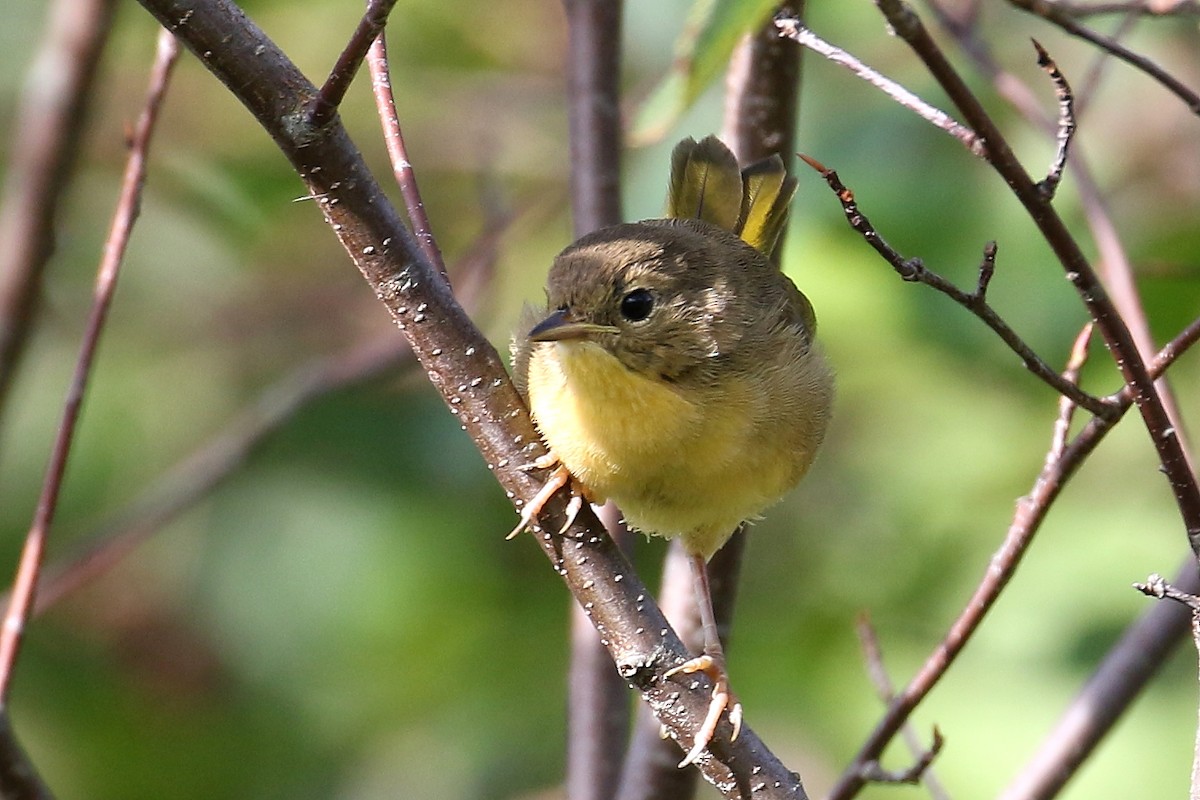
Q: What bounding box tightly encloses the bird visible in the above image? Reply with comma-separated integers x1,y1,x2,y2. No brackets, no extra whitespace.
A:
509,134,833,766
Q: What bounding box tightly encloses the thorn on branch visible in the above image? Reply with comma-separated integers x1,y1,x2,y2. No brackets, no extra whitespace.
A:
1031,39,1076,200
857,727,945,785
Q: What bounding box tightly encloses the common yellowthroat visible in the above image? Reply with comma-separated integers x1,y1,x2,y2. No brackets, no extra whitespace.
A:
510,135,833,766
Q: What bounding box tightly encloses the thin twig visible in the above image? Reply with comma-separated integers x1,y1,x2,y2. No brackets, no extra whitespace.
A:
1135,573,1200,609
366,31,446,276
1046,0,1200,17
0,0,117,416
798,153,1113,418
1031,40,1075,200
774,16,984,156
306,0,397,129
1133,573,1200,800
856,616,951,800
0,28,179,703
1048,324,1094,462
857,728,945,786
1153,316,1200,378
826,324,1104,800
1006,0,1200,114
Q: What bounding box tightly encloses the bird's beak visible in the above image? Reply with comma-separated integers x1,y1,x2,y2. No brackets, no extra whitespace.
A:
528,308,618,342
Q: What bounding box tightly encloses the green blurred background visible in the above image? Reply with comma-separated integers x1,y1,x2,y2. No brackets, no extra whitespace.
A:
2,1,1199,797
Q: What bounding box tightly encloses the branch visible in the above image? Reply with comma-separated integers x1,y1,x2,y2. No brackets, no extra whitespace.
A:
1045,0,1200,17
1031,40,1075,200
306,0,397,129
826,323,1102,800
0,28,179,702
774,17,984,156
563,0,623,237
725,3,804,168
1006,0,1200,114
133,0,807,794
0,0,117,416
797,154,1113,418
873,0,1200,563
560,2,628,797
366,31,446,275
8,208,503,619
856,728,944,787
856,616,950,800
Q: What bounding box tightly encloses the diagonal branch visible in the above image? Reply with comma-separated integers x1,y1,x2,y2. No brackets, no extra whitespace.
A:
0,27,180,703
7,209,503,620
366,30,446,276
307,0,397,129
775,17,983,155
133,0,808,795
798,154,1113,418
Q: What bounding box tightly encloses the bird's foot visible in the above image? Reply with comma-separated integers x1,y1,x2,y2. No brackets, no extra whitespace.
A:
664,653,743,767
506,455,586,540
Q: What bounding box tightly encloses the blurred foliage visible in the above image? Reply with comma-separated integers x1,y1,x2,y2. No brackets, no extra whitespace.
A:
2,1,1200,798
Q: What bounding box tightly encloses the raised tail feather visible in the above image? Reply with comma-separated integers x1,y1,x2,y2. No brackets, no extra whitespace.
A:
666,135,796,258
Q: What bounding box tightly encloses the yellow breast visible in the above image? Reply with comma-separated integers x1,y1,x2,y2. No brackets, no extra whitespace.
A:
526,340,805,558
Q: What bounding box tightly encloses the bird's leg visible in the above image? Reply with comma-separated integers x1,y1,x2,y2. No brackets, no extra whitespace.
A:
664,552,742,767
506,454,588,539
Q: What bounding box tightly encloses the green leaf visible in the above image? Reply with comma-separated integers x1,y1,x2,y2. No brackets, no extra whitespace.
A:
630,0,784,145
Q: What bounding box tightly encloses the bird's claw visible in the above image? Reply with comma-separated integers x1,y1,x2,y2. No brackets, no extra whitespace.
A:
665,654,742,767
507,457,585,539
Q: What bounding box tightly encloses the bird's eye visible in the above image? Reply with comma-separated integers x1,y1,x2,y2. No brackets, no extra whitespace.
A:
619,288,654,322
